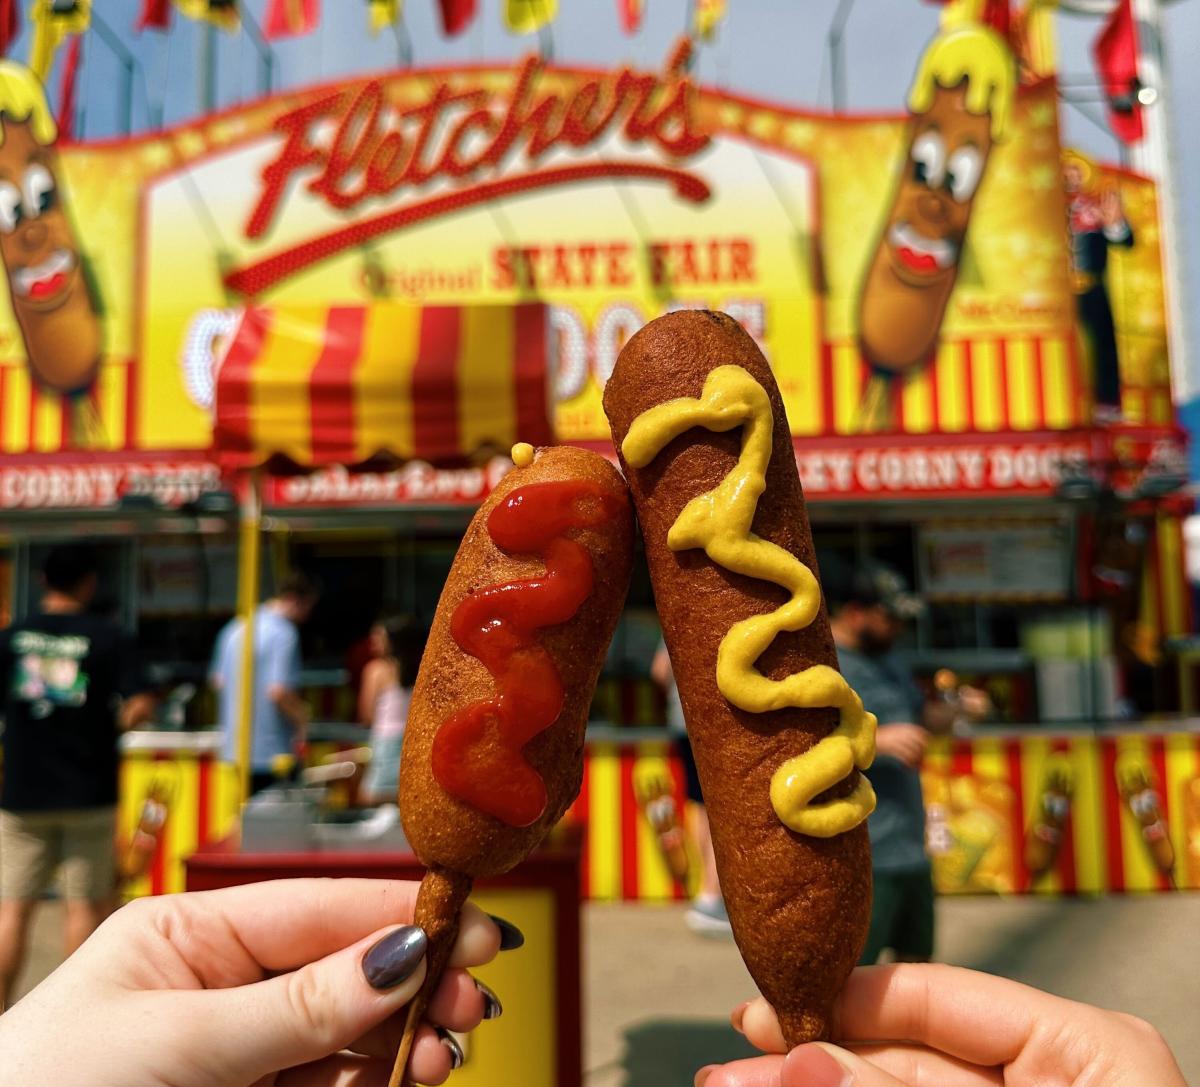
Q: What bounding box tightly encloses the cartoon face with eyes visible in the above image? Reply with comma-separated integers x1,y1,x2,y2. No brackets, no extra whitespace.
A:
0,63,101,396
858,81,995,376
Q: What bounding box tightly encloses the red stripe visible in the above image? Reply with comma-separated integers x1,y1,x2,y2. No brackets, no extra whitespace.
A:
962,341,976,431
951,740,973,781
514,302,553,447
215,307,270,463
1006,739,1029,892
1101,740,1125,891
891,373,905,432
1149,737,1173,890
123,360,137,449
820,342,836,434
1065,336,1082,426
197,757,211,845
574,755,590,900
308,307,365,464
412,306,462,460
667,751,687,900
1032,339,1047,428
1052,739,1077,894
27,378,39,445
619,750,639,900
997,340,1011,430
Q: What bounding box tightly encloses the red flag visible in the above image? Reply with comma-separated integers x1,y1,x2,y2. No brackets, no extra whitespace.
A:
136,0,172,31
0,0,19,56
437,0,477,37
982,0,1009,37
56,34,82,141
618,0,644,34
1093,0,1143,144
265,0,320,38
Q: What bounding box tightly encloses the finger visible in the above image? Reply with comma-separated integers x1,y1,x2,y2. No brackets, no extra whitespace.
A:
831,964,1087,1066
698,1055,785,1086
182,923,430,1082
781,1044,909,1087
847,1044,1003,1086
117,880,500,986
348,971,488,1058
735,998,787,1054
409,1024,463,1086
277,1053,392,1087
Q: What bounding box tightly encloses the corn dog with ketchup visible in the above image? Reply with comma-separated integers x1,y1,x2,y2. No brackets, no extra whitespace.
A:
391,444,633,1086
604,310,875,1044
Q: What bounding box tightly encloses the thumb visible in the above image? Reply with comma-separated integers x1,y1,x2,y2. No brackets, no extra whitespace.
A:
182,923,428,1083
781,1043,907,1087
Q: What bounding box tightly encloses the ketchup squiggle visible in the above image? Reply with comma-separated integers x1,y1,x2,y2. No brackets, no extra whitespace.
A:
432,480,617,827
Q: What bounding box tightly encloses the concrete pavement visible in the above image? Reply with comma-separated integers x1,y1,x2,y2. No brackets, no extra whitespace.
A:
10,894,1200,1084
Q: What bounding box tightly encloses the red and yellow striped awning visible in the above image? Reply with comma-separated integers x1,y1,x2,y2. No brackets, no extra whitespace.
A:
214,303,553,470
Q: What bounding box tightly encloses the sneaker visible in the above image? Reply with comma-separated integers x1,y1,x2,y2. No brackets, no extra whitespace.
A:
685,895,733,939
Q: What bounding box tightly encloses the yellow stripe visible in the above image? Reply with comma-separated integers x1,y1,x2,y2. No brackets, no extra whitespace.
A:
968,737,1016,894
632,744,675,901
32,389,61,452
1165,734,1194,889
356,305,421,461
97,362,126,451
587,744,620,901
936,342,968,433
778,307,821,435
459,307,516,454
902,367,933,434
1021,736,1061,895
971,340,1002,431
1067,737,1103,894
833,343,862,434
1158,515,1187,637
1139,554,1161,641
1007,339,1038,430
1150,389,1172,426
117,756,150,900
1041,338,1070,429
252,307,325,465
167,761,199,894
2,364,29,452
212,761,241,841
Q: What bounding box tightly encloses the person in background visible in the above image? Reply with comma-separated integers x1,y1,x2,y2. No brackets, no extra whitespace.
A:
824,563,988,966
358,616,421,805
0,544,156,1009
652,642,729,938
211,573,319,797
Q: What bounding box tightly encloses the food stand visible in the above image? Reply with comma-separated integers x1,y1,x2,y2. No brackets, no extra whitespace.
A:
0,24,1192,903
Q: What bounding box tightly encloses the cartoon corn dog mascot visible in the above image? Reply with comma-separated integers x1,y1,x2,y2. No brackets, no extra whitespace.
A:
0,63,101,399
1116,753,1175,882
856,0,1016,430
1024,754,1074,884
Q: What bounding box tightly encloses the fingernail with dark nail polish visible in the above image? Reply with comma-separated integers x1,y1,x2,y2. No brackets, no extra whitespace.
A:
437,1027,465,1070
476,980,503,1020
694,1066,716,1087
487,913,525,951
362,926,427,990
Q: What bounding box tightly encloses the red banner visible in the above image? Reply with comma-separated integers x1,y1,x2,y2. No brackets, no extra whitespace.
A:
264,0,320,39
0,456,220,511
1093,0,1143,144
437,0,477,36
135,0,171,31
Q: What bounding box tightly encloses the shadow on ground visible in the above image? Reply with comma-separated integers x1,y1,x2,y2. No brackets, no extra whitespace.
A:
609,1019,759,1086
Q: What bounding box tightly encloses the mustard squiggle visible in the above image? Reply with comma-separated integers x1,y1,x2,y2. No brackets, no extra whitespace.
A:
623,365,877,837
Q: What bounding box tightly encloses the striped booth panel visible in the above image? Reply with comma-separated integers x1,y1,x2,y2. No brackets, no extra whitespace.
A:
818,334,1173,437
214,303,553,469
0,359,135,453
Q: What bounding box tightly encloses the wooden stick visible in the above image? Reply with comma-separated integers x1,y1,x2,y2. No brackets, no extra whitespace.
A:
388,866,473,1087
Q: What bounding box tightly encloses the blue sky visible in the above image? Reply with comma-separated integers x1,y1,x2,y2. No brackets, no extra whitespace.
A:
18,0,1200,394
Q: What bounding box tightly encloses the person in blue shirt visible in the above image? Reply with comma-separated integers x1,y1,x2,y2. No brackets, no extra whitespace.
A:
210,573,319,795
823,562,988,965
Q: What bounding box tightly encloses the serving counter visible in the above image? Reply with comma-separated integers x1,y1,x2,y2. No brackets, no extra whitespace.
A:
185,826,583,1087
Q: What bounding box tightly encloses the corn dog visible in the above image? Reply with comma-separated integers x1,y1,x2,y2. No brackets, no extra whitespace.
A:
604,310,874,1044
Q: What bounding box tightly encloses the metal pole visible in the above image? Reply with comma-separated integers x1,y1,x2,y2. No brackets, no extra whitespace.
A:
239,5,276,98
89,12,135,136
235,470,262,805
1128,0,1194,407
828,0,857,111
200,23,218,114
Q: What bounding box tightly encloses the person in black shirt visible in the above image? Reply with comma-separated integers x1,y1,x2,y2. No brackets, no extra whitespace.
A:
0,545,155,1008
